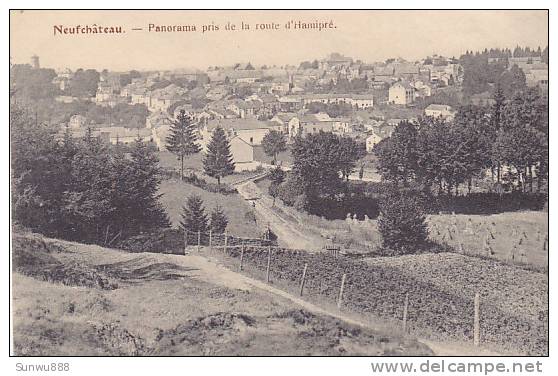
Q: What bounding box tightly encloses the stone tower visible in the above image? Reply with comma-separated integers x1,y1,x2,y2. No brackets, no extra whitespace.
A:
30,55,40,69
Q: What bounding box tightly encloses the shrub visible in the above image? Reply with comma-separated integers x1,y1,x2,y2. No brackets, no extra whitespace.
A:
244,210,257,224
277,174,304,206
378,190,428,254
293,194,309,212
209,205,228,234
180,195,209,234
160,170,236,195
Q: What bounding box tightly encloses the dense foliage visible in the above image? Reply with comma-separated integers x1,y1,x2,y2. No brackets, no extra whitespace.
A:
11,104,169,244
459,46,546,96
378,190,428,253
209,205,229,234
374,88,548,195
268,167,286,206
179,195,209,234
261,130,287,164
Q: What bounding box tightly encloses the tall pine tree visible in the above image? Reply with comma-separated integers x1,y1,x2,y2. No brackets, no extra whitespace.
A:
166,109,200,180
203,126,235,187
125,136,170,234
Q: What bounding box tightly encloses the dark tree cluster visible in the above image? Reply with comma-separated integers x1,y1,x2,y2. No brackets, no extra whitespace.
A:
305,102,353,117
374,87,548,196
277,132,365,214
180,195,228,235
67,69,101,97
11,103,169,245
378,189,429,254
10,65,59,100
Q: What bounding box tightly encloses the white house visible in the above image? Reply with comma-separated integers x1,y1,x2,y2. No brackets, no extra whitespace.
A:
388,82,415,105
424,104,455,121
96,126,153,145
201,118,276,151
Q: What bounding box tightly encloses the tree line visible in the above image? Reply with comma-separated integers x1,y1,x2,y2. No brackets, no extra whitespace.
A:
459,45,548,96
374,87,548,195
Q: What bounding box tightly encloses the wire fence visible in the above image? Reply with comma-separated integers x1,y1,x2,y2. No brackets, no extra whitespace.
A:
181,229,547,355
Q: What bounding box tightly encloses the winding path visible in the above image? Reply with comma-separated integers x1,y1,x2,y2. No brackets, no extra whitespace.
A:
235,180,326,250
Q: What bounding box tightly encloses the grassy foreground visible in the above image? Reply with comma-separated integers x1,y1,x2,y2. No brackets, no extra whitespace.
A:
11,231,432,356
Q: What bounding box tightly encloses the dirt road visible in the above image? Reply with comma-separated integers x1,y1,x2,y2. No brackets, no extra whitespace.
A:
235,181,326,250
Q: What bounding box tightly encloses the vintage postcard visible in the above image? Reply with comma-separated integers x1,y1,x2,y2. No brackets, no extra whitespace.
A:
9,9,548,361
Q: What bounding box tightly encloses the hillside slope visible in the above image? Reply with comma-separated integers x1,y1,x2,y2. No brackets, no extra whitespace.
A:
11,232,432,356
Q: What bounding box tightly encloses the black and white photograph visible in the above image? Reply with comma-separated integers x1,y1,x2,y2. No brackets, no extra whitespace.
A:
6,7,551,368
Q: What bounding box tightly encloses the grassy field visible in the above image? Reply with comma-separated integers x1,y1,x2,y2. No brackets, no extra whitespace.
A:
158,178,261,238
11,232,432,356
251,182,548,269
363,252,548,324
203,243,547,355
427,212,548,269
303,211,548,269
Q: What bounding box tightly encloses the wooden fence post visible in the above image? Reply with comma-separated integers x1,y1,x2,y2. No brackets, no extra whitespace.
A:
402,293,409,333
239,242,245,271
299,263,308,296
197,231,201,252
209,229,212,250
337,273,346,309
184,229,188,251
474,292,480,346
224,231,228,254
266,245,272,283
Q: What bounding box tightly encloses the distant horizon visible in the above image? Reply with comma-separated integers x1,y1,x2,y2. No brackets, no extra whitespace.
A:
10,10,548,72
9,44,549,73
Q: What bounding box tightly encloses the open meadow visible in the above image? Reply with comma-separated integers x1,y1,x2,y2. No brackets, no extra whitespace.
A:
158,178,262,238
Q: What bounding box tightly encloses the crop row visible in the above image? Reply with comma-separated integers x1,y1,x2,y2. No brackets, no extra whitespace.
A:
223,247,547,355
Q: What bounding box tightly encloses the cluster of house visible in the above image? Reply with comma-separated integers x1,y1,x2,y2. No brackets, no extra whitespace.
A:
509,56,548,93
54,52,521,171
61,113,154,145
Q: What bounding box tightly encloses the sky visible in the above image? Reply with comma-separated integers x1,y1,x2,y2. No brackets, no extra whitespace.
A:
9,10,548,72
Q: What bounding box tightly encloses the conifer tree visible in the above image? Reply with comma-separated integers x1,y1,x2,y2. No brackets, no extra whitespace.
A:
180,194,208,234
166,109,200,180
209,205,228,234
126,136,170,233
203,126,235,187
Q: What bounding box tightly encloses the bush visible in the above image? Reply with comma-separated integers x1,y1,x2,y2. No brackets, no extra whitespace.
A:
293,194,309,212
378,190,428,254
277,174,305,206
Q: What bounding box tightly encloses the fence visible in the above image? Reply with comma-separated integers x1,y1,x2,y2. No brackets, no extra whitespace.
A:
183,229,275,251
180,230,546,354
